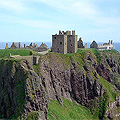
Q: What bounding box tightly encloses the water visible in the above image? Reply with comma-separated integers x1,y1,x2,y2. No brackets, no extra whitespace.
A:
0,42,120,52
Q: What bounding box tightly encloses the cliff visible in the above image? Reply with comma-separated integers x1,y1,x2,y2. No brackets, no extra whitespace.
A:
0,49,120,120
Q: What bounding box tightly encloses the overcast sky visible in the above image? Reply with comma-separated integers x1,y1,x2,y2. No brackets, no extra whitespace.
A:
0,0,120,42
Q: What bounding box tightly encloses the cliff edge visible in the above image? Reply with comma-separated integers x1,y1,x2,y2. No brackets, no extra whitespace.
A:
0,49,120,120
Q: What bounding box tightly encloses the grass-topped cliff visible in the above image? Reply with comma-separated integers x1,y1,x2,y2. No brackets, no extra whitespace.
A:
0,48,120,120
0,49,40,58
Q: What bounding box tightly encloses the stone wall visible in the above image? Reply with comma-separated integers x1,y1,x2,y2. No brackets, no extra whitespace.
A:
52,35,67,54
67,35,77,53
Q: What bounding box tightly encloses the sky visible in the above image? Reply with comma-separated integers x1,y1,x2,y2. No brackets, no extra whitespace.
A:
0,0,120,43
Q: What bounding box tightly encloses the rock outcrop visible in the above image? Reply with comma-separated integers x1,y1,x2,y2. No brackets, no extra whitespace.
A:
0,49,120,120
0,60,48,119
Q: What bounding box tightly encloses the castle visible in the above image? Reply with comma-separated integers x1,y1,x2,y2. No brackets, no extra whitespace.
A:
5,42,48,52
52,30,78,54
4,30,114,54
98,40,114,50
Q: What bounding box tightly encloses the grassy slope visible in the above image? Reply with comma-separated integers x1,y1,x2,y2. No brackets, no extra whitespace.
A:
48,99,97,120
0,49,31,58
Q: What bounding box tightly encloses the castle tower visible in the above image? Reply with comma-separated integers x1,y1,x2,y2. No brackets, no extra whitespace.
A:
52,30,78,54
5,43,8,49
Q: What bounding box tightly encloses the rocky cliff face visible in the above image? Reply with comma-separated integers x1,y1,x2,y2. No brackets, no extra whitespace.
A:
0,60,48,119
0,49,120,120
38,52,105,106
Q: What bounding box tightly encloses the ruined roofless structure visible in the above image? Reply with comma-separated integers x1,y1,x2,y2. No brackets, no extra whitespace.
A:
98,40,114,50
52,30,78,54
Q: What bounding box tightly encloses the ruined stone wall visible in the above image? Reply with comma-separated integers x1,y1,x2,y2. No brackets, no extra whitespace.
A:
11,56,33,65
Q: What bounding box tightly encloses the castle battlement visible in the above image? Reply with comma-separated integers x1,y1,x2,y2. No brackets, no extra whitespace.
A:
55,30,76,36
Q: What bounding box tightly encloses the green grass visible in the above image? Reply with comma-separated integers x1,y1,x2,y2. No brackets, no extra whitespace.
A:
0,49,32,58
48,99,98,120
97,76,117,102
26,111,40,120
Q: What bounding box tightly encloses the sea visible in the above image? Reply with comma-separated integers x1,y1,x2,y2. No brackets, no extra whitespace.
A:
0,42,120,52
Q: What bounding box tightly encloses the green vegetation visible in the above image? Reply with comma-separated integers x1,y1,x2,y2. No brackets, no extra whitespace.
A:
0,48,119,119
0,49,32,58
98,76,117,102
87,93,109,119
26,111,40,120
98,93,108,119
0,60,28,119
48,99,97,120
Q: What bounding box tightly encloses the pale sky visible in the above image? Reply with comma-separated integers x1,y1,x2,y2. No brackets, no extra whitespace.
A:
0,0,120,42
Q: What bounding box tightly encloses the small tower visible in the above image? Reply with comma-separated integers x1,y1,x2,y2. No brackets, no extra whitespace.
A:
5,43,8,49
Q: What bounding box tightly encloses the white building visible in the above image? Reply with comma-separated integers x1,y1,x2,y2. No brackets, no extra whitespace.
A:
98,40,114,50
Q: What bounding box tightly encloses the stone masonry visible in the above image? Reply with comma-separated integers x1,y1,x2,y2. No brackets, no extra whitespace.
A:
52,30,78,54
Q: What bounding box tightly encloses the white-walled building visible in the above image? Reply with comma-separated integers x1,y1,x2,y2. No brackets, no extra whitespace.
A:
98,40,114,50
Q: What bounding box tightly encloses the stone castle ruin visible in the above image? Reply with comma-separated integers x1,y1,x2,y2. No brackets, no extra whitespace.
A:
51,30,114,54
4,30,114,55
78,37,88,49
5,42,48,52
98,40,114,50
90,41,98,49
52,30,78,54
